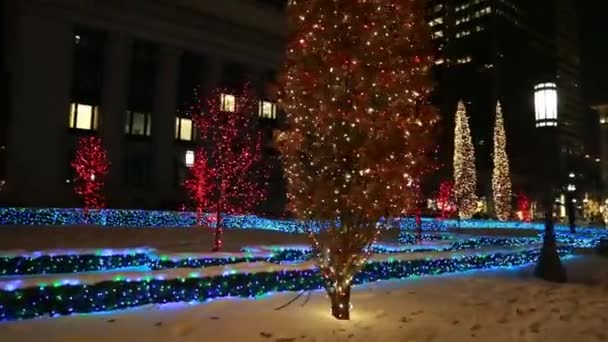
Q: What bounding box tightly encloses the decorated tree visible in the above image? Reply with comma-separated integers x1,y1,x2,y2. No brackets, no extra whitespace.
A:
277,0,438,320
189,83,267,252
184,148,213,226
492,101,512,221
437,181,456,219
516,192,532,222
583,198,601,223
71,136,110,219
453,100,477,219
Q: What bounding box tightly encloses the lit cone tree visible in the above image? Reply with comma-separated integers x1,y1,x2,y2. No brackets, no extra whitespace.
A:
453,101,477,219
277,0,438,320
190,83,267,252
492,101,512,221
71,136,110,221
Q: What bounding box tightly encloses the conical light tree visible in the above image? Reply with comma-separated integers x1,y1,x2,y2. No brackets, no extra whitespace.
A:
453,100,477,219
492,101,512,221
277,0,438,320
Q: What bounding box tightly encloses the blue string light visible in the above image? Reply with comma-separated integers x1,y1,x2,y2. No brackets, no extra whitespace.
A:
0,245,573,321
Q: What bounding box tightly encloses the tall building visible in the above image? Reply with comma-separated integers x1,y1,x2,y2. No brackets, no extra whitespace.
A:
426,0,589,200
594,104,608,194
0,0,287,211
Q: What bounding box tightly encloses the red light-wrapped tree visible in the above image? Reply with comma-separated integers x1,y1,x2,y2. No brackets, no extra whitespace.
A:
71,136,110,220
184,148,213,226
516,192,532,222
437,181,456,219
189,83,267,252
277,0,438,320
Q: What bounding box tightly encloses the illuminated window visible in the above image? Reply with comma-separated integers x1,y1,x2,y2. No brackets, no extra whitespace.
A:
175,117,195,141
185,150,195,167
125,111,151,136
259,101,277,119
534,83,558,127
69,103,99,130
435,59,445,65
432,30,444,39
220,93,236,112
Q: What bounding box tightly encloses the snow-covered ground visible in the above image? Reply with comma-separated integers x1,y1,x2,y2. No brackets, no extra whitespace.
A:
0,226,315,252
0,255,606,342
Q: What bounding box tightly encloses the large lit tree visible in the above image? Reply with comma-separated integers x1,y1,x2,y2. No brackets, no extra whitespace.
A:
71,136,110,220
453,100,477,219
492,101,512,221
190,83,267,252
277,0,438,320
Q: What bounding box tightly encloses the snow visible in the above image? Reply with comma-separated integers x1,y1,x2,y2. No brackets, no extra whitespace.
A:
0,248,153,259
0,226,315,252
1,255,607,342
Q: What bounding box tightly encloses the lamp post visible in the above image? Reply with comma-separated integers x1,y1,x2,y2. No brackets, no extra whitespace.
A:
566,174,577,234
533,82,567,282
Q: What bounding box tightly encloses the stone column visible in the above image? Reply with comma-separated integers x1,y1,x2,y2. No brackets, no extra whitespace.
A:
201,55,223,96
101,33,132,208
153,46,180,208
6,10,73,206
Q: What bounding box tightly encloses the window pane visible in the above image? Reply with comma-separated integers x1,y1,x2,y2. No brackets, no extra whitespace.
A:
125,111,132,134
69,103,76,128
145,115,152,136
132,112,146,135
180,118,193,141
175,117,180,139
221,93,236,112
260,101,275,119
75,104,93,130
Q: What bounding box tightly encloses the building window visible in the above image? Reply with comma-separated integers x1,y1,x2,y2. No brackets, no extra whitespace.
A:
69,103,99,130
175,117,195,141
259,101,277,119
220,93,236,112
185,150,195,167
125,111,152,136
432,30,444,39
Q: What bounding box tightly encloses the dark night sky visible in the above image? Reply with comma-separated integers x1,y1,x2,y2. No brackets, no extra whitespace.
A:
577,1,608,104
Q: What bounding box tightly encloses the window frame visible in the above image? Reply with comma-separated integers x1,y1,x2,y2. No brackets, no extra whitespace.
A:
125,110,152,137
220,93,236,112
259,100,277,119
175,116,196,142
69,102,99,131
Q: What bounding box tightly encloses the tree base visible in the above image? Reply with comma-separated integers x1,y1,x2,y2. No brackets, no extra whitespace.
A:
534,234,567,283
330,288,351,320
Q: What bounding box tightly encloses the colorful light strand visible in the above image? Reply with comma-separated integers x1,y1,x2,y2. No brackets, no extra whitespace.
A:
0,245,573,321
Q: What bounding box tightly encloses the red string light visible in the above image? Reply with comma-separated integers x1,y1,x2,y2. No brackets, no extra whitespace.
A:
187,83,268,252
71,136,110,219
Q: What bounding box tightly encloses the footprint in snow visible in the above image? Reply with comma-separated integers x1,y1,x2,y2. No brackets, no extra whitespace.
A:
529,322,541,333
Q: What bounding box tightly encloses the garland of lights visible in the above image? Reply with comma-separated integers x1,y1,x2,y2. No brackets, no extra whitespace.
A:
1,234,600,276
0,208,607,235
0,246,573,321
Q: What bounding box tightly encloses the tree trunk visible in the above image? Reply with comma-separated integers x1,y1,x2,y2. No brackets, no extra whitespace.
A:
212,200,223,252
330,286,351,320
196,206,203,226
534,191,567,282
415,211,422,244
566,194,576,234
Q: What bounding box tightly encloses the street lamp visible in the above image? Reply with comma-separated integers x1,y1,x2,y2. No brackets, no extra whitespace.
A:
533,81,566,282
